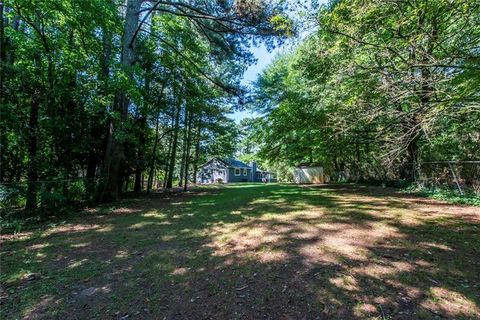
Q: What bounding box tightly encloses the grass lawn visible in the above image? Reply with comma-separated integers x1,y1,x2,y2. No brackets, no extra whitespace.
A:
1,183,479,319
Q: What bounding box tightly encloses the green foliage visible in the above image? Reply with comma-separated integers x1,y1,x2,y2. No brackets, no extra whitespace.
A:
0,217,23,234
0,184,26,209
1,0,292,213
246,0,480,187
404,184,480,207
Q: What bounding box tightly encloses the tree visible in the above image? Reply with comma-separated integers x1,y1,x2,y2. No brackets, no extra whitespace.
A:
1,0,293,212
249,0,480,183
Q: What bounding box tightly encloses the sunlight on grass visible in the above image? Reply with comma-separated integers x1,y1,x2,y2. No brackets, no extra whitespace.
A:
70,242,90,248
1,184,479,319
424,287,480,318
67,258,89,269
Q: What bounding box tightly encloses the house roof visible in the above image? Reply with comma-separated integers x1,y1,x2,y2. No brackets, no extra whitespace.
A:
203,158,272,172
224,158,250,168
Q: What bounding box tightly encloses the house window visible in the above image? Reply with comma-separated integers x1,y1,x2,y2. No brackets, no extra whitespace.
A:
235,168,241,176
243,168,247,176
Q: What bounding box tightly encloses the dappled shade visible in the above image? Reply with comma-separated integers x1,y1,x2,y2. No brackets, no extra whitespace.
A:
1,184,479,319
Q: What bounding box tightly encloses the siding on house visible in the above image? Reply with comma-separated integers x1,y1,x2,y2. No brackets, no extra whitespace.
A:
197,158,277,184
198,159,229,183
228,167,252,183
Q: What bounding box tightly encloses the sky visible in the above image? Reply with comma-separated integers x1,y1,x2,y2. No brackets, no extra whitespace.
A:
229,0,326,124
230,44,281,123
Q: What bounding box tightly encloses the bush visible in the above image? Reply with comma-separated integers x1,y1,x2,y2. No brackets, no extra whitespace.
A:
0,184,26,209
0,217,23,234
66,180,87,202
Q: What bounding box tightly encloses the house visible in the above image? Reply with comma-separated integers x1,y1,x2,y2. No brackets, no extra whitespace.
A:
293,163,324,184
198,158,277,184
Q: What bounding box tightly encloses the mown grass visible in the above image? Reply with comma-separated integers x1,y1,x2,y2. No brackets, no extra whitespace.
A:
1,183,479,319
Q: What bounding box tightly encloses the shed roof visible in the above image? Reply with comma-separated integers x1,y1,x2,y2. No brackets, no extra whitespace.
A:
296,162,323,168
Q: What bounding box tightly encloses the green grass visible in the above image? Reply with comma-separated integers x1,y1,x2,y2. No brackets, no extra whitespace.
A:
1,183,479,319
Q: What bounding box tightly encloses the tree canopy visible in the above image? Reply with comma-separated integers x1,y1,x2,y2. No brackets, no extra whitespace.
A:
0,0,292,211
247,0,480,183
1,0,479,213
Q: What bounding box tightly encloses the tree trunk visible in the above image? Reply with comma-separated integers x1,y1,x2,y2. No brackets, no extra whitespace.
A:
183,113,193,191
0,55,4,177
87,30,111,197
86,151,97,195
147,116,160,194
134,152,143,192
355,138,362,181
134,67,151,192
178,107,189,187
166,103,181,189
162,129,173,189
162,113,175,189
134,120,146,192
26,87,40,211
192,117,202,184
147,92,168,193
99,0,140,202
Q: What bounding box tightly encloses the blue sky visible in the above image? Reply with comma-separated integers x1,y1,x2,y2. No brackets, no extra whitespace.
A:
230,0,325,123
230,44,281,123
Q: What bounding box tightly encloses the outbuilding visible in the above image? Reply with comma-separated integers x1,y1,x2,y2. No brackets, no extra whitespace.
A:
293,163,324,184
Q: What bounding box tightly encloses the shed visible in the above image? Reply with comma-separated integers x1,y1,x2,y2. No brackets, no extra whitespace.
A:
293,163,324,184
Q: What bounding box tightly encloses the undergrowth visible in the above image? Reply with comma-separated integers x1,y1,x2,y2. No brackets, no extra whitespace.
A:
403,184,480,207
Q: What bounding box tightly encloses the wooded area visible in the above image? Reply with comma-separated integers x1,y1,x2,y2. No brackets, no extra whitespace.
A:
1,1,480,319
245,0,479,192
1,0,479,214
0,0,291,212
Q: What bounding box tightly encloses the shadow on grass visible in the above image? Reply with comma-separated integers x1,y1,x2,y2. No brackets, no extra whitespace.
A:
1,183,479,319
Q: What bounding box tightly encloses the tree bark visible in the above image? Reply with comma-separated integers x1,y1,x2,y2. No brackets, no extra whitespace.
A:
166,103,181,189
192,116,202,184
147,115,160,194
99,0,140,202
134,144,144,192
134,67,152,192
86,151,98,195
162,113,175,189
134,116,147,192
0,2,5,182
147,95,169,193
183,112,193,191
178,107,189,187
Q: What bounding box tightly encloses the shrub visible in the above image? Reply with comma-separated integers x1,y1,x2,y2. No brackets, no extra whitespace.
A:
0,184,26,209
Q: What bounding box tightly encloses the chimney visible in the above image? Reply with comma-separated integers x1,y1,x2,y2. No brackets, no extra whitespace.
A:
250,161,257,182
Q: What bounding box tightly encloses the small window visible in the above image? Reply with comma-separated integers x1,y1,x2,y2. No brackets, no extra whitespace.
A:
235,168,240,176
243,168,247,176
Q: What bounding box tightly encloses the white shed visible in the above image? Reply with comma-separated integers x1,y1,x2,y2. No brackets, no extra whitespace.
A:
293,164,324,184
